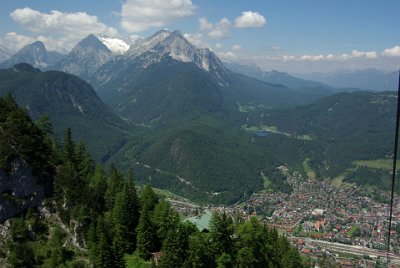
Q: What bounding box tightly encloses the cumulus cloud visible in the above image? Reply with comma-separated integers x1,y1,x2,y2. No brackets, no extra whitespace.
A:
183,33,208,48
207,18,231,39
8,7,119,52
215,43,223,49
351,50,377,59
1,32,68,53
199,17,213,31
10,7,118,37
300,54,325,61
2,32,36,51
217,51,237,62
382,46,400,57
121,0,196,32
234,11,266,28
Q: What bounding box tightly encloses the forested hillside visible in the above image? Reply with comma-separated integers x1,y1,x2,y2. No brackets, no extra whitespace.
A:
245,91,397,192
0,95,304,267
0,63,131,162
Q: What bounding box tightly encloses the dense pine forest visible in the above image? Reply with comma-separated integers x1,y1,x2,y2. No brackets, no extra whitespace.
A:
0,94,304,267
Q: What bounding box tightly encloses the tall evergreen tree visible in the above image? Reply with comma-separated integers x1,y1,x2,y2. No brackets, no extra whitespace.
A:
210,211,235,258
105,164,124,210
136,206,157,260
75,141,94,178
95,217,115,268
112,178,140,254
159,223,190,268
63,127,76,167
186,232,214,268
140,184,159,212
88,164,108,216
152,200,179,249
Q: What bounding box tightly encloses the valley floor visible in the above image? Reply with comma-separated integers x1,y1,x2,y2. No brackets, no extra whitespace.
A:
169,166,400,267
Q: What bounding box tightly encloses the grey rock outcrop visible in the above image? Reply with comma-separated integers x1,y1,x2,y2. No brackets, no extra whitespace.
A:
0,160,45,223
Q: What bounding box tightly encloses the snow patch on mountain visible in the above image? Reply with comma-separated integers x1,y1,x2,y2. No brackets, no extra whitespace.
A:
98,36,130,55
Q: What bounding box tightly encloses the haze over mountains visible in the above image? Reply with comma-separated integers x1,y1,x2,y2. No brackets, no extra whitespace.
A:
298,69,398,91
0,29,397,203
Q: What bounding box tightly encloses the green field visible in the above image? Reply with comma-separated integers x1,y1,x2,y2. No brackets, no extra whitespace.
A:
303,158,316,181
354,159,392,170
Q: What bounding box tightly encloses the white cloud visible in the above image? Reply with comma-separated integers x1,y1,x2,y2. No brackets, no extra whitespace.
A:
217,51,237,62
215,43,223,49
282,55,296,61
232,44,242,51
351,50,377,59
121,0,196,32
183,33,208,48
206,17,231,39
234,11,266,28
3,32,36,52
10,7,118,37
9,7,119,52
300,54,325,61
199,17,213,31
382,46,400,57
277,50,379,63
1,32,69,53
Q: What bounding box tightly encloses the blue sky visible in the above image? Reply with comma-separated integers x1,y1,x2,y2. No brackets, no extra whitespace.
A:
0,0,399,73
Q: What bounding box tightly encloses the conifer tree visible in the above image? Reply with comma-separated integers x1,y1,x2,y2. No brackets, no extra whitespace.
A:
105,164,124,210
210,211,235,258
186,232,214,268
140,184,159,212
75,141,94,178
159,224,189,268
136,206,157,260
112,178,140,254
95,217,115,267
152,200,179,249
63,127,76,166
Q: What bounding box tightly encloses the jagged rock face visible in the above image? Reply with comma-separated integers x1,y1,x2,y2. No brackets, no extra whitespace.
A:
56,34,115,81
122,30,228,85
0,41,49,69
0,160,45,223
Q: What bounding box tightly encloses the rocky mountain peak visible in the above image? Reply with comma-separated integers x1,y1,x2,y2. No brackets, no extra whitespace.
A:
123,29,228,85
71,34,112,54
56,34,115,81
126,29,171,58
0,41,50,69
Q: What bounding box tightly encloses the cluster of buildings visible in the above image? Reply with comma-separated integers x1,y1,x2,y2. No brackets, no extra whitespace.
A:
168,166,400,266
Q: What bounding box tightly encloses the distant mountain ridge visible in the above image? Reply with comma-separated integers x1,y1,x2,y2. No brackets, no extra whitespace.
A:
298,69,398,91
225,62,328,89
0,41,65,69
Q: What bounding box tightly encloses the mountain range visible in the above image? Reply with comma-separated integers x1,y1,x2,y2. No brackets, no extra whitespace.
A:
0,29,397,203
298,69,398,91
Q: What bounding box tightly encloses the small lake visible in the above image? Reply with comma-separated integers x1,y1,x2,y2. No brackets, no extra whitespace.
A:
253,130,271,137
